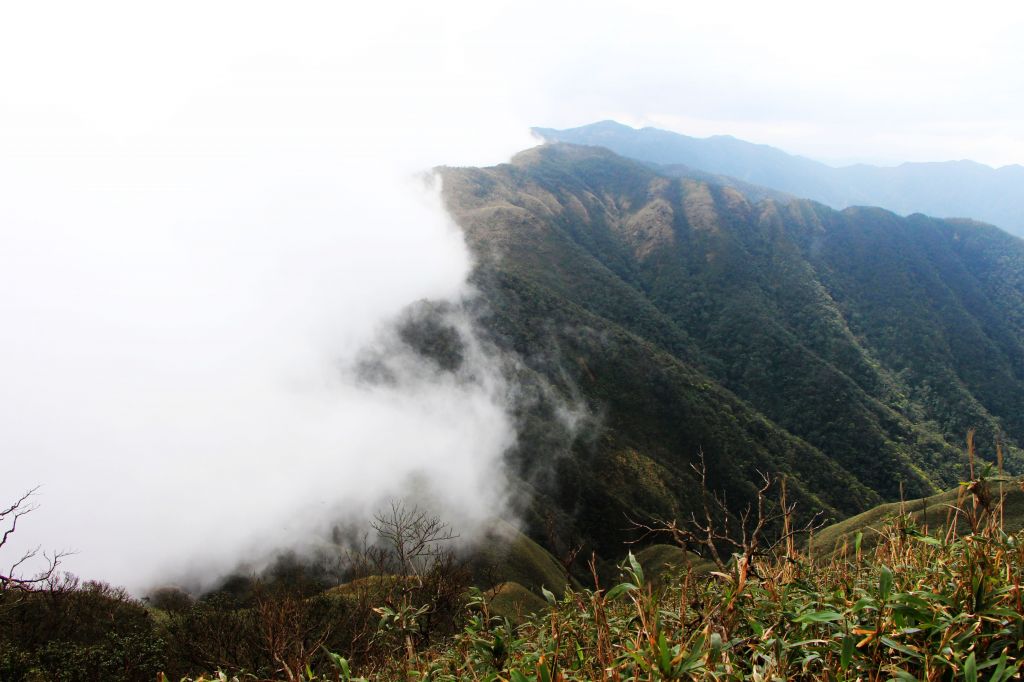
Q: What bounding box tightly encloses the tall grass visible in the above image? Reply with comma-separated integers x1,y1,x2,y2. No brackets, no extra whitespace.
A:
174,473,1024,681
373,473,1023,681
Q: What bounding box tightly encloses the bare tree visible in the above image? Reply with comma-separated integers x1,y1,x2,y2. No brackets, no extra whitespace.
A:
1,487,71,591
366,501,467,669
254,590,333,682
630,453,823,604
369,500,458,579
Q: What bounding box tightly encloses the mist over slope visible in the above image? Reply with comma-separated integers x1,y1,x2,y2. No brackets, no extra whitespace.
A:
534,121,1024,237
440,143,1024,555
0,3,540,591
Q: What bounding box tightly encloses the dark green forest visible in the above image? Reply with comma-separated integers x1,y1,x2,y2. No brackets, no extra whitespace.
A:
441,142,1024,556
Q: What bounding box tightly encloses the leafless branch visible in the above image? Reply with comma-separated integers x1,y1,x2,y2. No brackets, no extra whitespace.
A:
629,452,826,581
370,500,458,580
0,486,72,591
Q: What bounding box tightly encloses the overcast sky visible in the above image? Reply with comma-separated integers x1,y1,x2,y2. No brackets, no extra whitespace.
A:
1,0,1021,588
529,1,1024,167
2,1,1022,169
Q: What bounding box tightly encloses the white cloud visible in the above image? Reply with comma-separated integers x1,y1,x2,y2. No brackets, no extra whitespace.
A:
0,1,532,590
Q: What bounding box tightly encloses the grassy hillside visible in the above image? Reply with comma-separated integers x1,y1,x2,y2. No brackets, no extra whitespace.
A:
466,521,574,597
814,475,1024,556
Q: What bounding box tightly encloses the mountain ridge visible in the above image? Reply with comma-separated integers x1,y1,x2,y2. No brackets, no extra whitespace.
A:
438,142,1024,556
533,121,1024,236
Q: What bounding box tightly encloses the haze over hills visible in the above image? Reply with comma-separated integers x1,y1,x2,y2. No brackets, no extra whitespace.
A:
438,142,1024,557
533,121,1024,237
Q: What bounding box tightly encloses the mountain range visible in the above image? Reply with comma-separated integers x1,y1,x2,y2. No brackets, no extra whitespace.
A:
434,141,1024,560
534,121,1024,238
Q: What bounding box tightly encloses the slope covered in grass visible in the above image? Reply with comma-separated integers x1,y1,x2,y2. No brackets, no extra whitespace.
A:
814,475,1024,555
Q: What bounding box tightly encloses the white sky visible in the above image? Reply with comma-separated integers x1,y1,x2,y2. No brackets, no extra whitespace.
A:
0,0,1021,589
3,2,1022,168
535,1,1024,167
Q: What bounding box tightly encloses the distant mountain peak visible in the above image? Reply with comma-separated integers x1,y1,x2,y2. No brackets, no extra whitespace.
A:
532,120,635,139
589,119,635,130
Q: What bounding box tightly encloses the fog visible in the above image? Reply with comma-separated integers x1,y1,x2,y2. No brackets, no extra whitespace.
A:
0,3,535,590
1,0,1020,590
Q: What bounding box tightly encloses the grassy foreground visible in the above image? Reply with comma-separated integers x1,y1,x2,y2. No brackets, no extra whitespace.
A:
179,480,1024,681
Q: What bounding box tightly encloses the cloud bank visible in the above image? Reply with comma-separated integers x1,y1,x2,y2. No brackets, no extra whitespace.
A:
0,2,533,590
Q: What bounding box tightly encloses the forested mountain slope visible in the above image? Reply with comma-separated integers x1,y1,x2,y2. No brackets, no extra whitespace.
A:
439,144,1024,554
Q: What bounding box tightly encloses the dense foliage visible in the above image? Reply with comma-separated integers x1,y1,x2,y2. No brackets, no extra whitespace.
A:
412,510,1023,680
0,579,166,681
